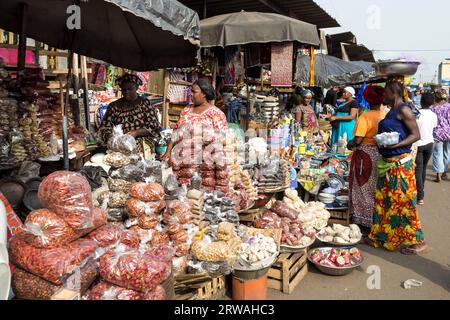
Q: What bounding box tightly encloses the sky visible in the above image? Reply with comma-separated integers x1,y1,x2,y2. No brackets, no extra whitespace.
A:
314,0,450,84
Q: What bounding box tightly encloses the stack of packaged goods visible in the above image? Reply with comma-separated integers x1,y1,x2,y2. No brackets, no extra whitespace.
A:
19,68,71,154
100,125,139,222
8,171,107,300
188,221,242,277
169,123,229,193
88,243,171,300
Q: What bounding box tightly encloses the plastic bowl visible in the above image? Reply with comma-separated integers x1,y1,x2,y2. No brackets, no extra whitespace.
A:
307,248,364,276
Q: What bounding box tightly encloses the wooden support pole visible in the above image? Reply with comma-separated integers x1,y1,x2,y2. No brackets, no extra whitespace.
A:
309,46,315,87
80,55,90,132
17,2,28,71
162,70,170,128
71,53,81,127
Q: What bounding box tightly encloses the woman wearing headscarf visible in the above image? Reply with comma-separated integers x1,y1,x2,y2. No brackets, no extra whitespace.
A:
98,74,161,153
431,90,450,182
161,79,227,161
347,86,385,231
292,89,319,134
366,81,427,255
324,86,359,144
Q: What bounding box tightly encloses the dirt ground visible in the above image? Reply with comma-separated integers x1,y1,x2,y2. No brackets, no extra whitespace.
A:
267,169,450,300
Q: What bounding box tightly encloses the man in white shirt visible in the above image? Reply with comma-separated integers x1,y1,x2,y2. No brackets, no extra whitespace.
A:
415,92,438,205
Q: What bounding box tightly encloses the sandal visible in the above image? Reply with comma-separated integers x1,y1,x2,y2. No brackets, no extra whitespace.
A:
400,242,428,255
417,200,424,205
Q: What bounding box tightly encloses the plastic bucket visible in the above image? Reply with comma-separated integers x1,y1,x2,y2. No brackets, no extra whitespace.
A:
232,274,267,300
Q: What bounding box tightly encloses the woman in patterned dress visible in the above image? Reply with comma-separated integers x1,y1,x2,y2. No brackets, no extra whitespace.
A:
347,85,385,232
98,74,161,153
292,89,319,134
161,79,227,161
366,81,427,255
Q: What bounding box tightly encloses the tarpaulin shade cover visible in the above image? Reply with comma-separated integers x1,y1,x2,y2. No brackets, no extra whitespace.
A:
0,0,201,71
200,11,320,48
295,54,375,88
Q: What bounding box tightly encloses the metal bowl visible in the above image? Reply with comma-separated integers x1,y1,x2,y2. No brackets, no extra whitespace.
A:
0,178,28,207
374,60,421,77
23,188,43,212
307,247,364,276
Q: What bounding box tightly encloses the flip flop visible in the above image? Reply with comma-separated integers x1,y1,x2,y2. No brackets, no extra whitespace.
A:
418,200,424,205
401,243,428,255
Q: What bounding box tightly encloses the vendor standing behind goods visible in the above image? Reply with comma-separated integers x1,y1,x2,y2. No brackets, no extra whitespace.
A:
161,79,228,161
292,89,319,134
324,87,359,144
98,74,161,153
347,86,385,232
366,80,427,255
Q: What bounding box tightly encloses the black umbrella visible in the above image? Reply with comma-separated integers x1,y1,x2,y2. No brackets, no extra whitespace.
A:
0,0,201,71
0,0,201,169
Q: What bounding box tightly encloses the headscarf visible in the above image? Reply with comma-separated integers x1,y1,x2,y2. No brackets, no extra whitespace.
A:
301,89,313,97
115,74,143,87
363,85,385,105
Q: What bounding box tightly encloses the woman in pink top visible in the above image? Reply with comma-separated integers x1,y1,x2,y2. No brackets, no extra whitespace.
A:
161,79,227,162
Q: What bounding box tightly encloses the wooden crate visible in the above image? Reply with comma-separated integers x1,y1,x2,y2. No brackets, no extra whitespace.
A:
328,209,350,226
267,250,308,294
174,274,226,300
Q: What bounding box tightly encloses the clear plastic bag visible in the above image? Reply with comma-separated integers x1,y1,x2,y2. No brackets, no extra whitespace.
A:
8,235,98,285
201,261,232,277
23,209,77,248
138,214,159,230
104,152,131,168
107,125,137,155
108,178,133,193
109,164,145,182
86,224,140,249
38,171,94,231
13,161,41,183
164,174,179,196
106,207,128,222
190,173,202,190
12,261,98,300
127,198,165,217
99,244,171,292
107,191,130,208
139,160,163,184
89,281,166,300
130,182,165,202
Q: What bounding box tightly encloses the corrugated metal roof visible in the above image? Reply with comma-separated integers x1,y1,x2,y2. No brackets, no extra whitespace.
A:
178,0,340,28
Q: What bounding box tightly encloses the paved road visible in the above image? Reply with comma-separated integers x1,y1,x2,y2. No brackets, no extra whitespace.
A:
268,168,450,300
